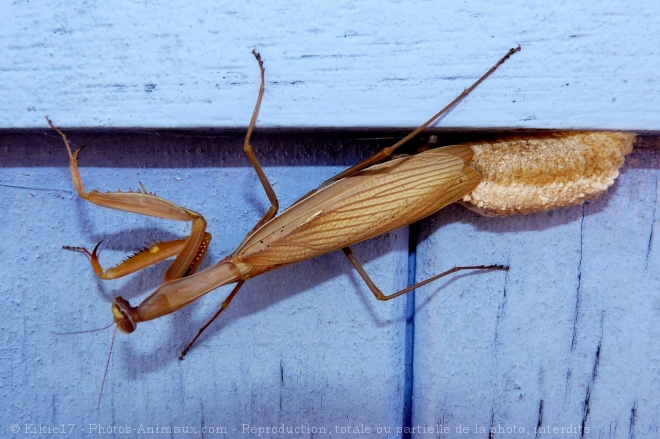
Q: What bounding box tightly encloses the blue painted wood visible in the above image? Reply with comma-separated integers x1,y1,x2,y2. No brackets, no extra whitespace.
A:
1,131,408,435
2,0,659,437
413,144,659,437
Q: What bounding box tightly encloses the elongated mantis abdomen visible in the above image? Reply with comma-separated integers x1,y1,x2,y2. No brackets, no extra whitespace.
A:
49,46,634,363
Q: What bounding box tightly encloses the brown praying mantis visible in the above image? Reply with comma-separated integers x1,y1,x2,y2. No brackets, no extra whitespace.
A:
48,45,634,364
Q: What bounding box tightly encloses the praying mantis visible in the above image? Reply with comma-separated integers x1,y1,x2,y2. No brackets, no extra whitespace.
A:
48,45,634,362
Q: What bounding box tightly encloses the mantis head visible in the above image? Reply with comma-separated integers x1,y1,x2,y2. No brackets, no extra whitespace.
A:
112,296,139,333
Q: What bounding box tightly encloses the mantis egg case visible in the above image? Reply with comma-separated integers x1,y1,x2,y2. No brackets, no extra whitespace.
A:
460,131,636,216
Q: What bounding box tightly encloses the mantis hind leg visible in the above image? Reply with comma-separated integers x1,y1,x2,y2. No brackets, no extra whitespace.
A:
320,46,521,187
341,247,508,301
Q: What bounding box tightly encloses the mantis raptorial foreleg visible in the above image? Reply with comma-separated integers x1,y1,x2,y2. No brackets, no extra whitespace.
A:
63,238,192,280
46,117,211,282
53,47,521,368
341,247,507,301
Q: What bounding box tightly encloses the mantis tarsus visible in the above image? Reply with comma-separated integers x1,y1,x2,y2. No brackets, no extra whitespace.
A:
51,47,536,364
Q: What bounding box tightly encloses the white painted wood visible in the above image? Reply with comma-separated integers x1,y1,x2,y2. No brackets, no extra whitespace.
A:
1,0,659,130
3,0,659,436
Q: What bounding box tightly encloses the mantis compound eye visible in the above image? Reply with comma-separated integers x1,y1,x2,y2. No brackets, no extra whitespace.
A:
112,296,138,334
